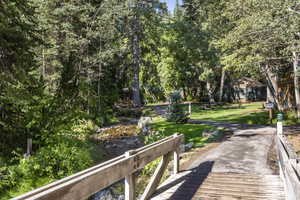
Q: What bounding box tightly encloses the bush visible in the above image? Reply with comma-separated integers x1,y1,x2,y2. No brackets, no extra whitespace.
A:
24,144,92,179
0,137,93,199
0,165,13,193
69,119,96,137
144,131,168,144
24,137,92,179
166,91,189,123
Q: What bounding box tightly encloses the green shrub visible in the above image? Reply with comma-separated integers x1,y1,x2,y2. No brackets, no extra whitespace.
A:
166,91,189,123
144,131,168,144
0,166,13,192
186,95,194,102
25,138,92,179
0,137,93,199
69,119,96,137
142,159,161,176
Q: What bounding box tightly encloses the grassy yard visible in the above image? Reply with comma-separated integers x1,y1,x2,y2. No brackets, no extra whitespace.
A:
184,102,300,125
148,102,300,148
148,103,266,149
149,117,221,148
189,103,269,125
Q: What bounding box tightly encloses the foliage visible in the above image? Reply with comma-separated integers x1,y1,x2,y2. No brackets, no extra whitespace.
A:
142,158,161,176
0,136,93,199
22,138,92,179
70,119,97,136
157,9,212,99
144,131,169,145
3,0,300,197
166,91,189,123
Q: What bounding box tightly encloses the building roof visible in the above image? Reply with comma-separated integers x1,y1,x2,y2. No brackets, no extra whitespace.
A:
234,77,265,88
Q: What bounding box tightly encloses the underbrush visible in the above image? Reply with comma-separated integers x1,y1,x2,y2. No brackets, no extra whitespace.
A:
0,119,101,199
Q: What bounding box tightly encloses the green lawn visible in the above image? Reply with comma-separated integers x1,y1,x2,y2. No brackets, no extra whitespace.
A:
149,117,219,147
185,102,299,125
149,102,300,147
190,103,262,119
190,103,270,125
148,103,266,149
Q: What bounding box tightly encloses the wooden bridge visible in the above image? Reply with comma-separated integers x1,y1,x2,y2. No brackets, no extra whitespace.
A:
13,123,300,200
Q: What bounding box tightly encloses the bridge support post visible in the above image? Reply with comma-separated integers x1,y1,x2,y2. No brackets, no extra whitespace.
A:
173,133,181,175
125,151,136,200
173,149,180,174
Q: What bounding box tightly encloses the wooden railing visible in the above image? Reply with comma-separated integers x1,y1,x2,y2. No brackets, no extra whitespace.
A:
13,134,184,200
276,122,300,200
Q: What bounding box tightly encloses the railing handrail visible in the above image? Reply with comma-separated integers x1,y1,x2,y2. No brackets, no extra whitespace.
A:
276,122,300,200
13,133,184,200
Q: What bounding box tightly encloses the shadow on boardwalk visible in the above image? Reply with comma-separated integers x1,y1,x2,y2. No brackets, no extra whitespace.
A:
151,120,285,200
153,161,214,200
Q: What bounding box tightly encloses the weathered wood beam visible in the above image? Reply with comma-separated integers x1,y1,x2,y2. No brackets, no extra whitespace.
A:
13,134,184,200
276,127,300,200
173,148,180,175
141,152,172,200
125,151,136,200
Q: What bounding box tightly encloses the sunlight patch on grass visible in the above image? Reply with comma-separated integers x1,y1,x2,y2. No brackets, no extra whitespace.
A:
150,117,216,147
186,102,299,125
180,102,271,125
189,103,264,120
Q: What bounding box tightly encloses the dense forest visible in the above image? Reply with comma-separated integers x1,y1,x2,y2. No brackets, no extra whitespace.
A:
1,0,300,198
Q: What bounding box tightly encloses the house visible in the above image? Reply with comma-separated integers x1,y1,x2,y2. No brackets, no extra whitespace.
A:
277,71,295,110
233,78,266,102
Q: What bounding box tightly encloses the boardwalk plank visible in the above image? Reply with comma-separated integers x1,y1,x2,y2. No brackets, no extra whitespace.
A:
151,172,285,200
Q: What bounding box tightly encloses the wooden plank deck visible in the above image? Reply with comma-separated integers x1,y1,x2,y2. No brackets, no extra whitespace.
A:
151,170,285,200
151,124,287,200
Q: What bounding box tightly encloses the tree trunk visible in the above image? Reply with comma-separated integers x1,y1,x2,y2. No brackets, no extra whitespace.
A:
293,51,300,118
267,85,274,103
287,87,293,109
131,14,142,107
182,87,187,100
97,64,102,113
206,80,215,104
263,64,283,111
97,37,102,114
219,68,226,102
42,48,46,78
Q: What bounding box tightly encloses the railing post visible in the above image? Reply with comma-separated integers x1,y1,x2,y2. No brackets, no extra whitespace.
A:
173,133,180,174
125,151,136,200
173,149,179,175
277,121,283,136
